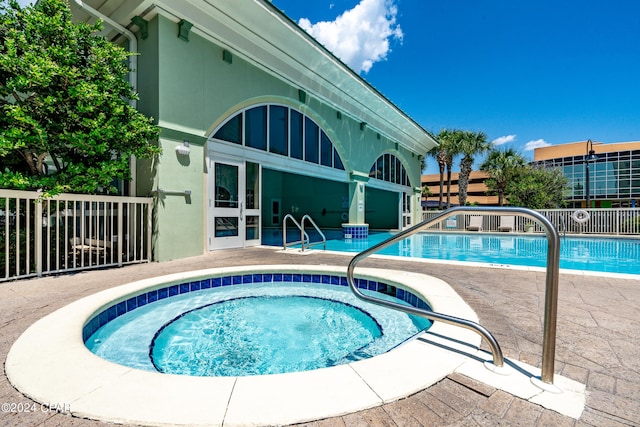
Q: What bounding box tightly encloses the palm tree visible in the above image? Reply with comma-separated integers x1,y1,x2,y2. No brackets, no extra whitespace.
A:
430,129,460,209
480,148,527,205
457,130,490,206
428,130,451,209
443,130,462,208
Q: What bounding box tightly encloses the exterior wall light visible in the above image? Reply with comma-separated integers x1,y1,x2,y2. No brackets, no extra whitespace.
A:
176,140,190,156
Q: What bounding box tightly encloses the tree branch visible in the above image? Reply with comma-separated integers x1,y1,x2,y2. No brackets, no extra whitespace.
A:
36,153,48,176
19,150,38,175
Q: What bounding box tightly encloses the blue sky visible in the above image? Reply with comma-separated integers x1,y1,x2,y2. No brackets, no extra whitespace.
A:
272,0,640,173
13,0,640,173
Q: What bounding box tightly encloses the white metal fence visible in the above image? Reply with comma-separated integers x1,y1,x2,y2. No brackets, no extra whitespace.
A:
422,208,640,235
1,189,153,282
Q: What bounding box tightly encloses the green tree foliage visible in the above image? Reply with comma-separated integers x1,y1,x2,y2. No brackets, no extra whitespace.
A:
480,147,527,206
457,130,490,206
506,165,569,209
0,0,160,195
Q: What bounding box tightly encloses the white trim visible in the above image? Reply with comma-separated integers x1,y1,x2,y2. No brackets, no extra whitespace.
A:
207,102,350,184
207,155,245,250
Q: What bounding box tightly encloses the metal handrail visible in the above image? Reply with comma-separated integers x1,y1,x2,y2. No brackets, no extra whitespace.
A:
300,214,326,251
282,214,309,250
347,206,561,385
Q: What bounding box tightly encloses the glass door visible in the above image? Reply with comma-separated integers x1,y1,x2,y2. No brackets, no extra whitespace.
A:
208,155,260,249
401,191,412,229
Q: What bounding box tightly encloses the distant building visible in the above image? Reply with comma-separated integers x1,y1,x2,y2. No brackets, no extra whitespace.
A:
533,141,640,208
421,170,498,208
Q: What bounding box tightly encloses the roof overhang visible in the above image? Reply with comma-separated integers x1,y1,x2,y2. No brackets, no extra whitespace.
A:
69,0,437,154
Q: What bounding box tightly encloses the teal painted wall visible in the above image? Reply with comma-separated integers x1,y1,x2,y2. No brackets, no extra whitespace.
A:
133,15,423,260
366,187,399,229
262,169,348,229
135,17,159,198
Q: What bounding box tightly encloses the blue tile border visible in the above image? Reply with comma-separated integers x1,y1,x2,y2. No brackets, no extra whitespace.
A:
342,224,369,239
82,273,432,343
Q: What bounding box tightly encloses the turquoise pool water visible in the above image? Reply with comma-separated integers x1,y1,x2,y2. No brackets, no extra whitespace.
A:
265,229,640,275
151,295,382,376
86,281,432,376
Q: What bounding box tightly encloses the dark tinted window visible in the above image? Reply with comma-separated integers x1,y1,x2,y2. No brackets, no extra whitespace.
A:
290,110,303,160
213,114,242,144
269,105,288,155
245,106,267,150
320,131,332,167
304,117,319,164
334,148,345,170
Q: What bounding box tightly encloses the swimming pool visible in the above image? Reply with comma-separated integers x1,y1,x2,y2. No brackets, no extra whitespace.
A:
265,229,640,275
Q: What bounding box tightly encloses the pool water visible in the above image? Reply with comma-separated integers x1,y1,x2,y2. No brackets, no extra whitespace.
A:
87,282,431,376
151,296,381,376
264,229,640,275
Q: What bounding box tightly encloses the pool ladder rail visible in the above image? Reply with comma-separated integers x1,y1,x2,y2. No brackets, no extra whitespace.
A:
282,214,326,252
347,206,561,391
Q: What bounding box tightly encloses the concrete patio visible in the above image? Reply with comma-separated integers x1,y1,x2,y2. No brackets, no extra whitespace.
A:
1,247,639,426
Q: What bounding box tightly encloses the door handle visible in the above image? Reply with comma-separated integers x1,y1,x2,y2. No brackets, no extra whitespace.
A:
240,201,243,221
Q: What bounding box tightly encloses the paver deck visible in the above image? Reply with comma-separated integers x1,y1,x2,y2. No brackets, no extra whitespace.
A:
1,247,639,426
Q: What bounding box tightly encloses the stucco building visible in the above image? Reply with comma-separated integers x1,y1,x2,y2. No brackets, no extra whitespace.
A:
70,0,437,261
421,171,498,208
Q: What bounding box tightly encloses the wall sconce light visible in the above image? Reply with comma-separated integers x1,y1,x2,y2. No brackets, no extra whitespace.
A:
360,122,366,131
176,140,190,155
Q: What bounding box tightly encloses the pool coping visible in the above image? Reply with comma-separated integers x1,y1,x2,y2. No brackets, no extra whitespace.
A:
5,265,586,426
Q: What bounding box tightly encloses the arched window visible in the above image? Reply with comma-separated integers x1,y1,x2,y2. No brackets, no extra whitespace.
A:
369,153,409,186
212,104,345,171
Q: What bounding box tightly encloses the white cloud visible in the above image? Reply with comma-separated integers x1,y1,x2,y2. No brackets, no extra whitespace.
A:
524,139,551,151
492,134,516,146
298,0,403,74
